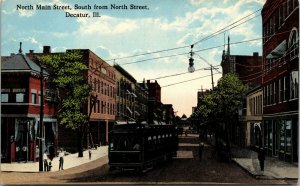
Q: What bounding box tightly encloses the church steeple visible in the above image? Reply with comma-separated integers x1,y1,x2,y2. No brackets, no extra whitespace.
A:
227,36,230,56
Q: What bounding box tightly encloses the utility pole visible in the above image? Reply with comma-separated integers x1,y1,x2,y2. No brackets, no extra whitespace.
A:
204,65,218,90
39,64,44,172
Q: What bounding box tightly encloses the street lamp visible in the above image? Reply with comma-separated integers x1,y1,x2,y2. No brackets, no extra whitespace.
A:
187,45,220,90
188,45,195,73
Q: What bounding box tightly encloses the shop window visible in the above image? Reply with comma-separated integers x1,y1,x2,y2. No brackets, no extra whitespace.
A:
264,120,268,149
286,120,292,154
268,121,273,149
279,120,285,153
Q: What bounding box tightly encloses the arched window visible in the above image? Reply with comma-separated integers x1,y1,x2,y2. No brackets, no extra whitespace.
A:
289,28,298,59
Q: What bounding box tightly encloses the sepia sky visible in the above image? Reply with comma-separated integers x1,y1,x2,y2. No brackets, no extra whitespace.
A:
1,0,266,117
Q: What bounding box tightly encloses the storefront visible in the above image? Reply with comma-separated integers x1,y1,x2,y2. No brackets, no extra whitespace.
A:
263,115,298,163
1,117,57,163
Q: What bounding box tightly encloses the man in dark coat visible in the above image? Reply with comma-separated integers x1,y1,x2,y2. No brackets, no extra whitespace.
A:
258,147,265,171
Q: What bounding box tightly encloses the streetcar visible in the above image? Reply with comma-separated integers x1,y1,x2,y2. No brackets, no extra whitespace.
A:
108,123,179,172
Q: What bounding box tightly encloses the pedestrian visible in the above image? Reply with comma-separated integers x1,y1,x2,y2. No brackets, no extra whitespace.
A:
43,150,49,172
258,147,265,171
89,149,92,160
49,143,55,161
199,142,204,161
59,148,64,171
88,147,92,160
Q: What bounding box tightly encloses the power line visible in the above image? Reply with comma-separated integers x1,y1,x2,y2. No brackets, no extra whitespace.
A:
119,37,261,66
149,65,221,80
105,8,262,62
193,9,261,45
161,72,222,88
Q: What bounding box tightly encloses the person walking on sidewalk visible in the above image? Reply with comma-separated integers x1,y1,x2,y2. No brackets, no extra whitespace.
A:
58,148,64,171
258,147,265,171
43,150,49,172
199,142,204,162
89,147,92,160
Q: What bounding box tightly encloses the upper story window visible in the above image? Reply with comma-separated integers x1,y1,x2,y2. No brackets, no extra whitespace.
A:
13,88,26,103
1,89,10,103
1,93,9,102
290,70,299,100
16,93,25,103
289,29,299,59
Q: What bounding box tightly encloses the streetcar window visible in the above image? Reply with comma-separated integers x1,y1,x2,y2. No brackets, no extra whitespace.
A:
110,142,114,150
118,137,129,150
133,143,140,151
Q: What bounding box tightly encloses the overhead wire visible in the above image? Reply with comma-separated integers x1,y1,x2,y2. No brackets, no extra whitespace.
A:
161,73,222,88
105,8,262,62
149,65,221,80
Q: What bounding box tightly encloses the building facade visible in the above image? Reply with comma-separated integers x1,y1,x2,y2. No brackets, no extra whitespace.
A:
1,46,58,162
261,0,299,163
147,80,163,124
114,64,137,122
28,47,116,149
163,104,175,125
246,86,263,148
84,49,116,147
221,38,262,87
136,80,149,123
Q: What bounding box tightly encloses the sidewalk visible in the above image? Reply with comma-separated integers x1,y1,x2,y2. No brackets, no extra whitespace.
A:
0,145,108,173
231,146,298,179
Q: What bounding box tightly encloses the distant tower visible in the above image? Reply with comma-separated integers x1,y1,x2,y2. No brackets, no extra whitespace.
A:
19,42,22,53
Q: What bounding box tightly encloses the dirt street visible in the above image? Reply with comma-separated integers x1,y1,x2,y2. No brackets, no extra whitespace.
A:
1,135,296,184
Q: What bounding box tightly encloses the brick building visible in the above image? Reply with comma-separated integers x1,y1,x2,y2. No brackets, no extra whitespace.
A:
147,80,163,124
28,46,116,150
1,44,58,162
221,37,262,87
261,0,298,162
114,64,137,122
136,80,149,123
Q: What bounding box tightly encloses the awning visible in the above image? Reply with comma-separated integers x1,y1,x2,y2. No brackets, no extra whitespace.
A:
131,93,137,98
126,106,132,114
254,122,261,130
266,40,286,59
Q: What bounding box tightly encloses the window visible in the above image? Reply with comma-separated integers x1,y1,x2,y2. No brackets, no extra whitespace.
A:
270,83,273,105
1,93,9,102
273,81,276,104
266,85,269,105
98,80,100,93
31,93,37,104
282,3,286,21
16,93,25,102
289,29,298,59
279,120,285,152
286,120,292,154
97,100,100,113
284,76,289,100
290,71,299,99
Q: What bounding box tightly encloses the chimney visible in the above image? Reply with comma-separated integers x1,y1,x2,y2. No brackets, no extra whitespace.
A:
253,52,259,57
43,46,51,54
29,50,34,54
